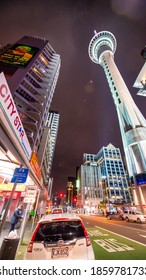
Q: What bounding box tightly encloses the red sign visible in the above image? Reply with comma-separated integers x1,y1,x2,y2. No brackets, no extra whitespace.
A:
0,72,32,159
0,191,19,200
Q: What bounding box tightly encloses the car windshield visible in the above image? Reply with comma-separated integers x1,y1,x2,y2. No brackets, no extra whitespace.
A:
34,220,85,242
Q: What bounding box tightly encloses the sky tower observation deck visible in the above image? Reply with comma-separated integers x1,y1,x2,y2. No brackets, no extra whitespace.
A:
88,30,117,64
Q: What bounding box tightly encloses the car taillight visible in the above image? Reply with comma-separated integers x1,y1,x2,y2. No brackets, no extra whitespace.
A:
52,218,69,221
27,222,41,253
27,241,33,253
80,220,91,246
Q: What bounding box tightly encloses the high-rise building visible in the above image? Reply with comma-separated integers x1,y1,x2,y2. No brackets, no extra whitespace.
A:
37,110,59,187
0,35,61,191
96,144,132,204
88,31,146,212
78,154,101,207
77,144,131,207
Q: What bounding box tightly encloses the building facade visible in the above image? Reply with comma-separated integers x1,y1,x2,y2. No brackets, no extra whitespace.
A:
66,177,77,208
96,144,132,204
88,31,146,213
78,154,101,207
37,110,59,188
0,35,61,196
77,144,131,207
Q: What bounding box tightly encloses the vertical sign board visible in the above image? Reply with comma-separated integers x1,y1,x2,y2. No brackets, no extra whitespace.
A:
11,168,29,183
0,72,32,159
30,151,42,181
23,189,37,203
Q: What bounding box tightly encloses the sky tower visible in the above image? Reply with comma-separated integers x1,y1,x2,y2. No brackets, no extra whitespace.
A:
88,31,146,212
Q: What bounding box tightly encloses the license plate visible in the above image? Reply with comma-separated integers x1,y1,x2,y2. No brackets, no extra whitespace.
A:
51,247,69,258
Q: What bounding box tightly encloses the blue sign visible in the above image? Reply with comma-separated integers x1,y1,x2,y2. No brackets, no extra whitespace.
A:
11,168,29,183
136,173,146,185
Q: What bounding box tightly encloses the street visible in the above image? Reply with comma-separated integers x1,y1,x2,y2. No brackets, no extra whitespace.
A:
79,214,146,260
0,214,146,260
80,214,146,245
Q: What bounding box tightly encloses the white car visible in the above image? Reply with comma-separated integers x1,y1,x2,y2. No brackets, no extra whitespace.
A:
52,208,63,214
24,213,95,260
123,210,146,223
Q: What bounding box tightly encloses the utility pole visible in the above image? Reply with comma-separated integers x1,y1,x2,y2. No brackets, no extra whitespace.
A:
0,181,18,235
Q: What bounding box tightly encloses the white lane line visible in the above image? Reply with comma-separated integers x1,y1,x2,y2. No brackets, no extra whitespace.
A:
88,216,146,233
101,221,146,233
95,225,146,247
139,235,146,238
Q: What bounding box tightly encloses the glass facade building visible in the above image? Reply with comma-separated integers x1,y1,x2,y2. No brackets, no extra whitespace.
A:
37,110,59,187
78,144,131,207
96,144,131,204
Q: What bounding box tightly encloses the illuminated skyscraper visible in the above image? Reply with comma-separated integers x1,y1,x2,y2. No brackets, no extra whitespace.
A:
88,31,146,212
0,35,61,190
77,144,131,207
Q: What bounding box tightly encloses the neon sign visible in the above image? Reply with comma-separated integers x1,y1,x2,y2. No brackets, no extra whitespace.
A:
0,44,39,68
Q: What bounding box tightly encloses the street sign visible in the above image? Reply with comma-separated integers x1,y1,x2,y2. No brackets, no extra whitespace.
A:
25,190,36,197
11,168,29,183
23,197,35,203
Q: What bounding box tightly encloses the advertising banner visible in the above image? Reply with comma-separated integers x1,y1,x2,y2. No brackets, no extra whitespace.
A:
30,151,42,181
0,72,32,159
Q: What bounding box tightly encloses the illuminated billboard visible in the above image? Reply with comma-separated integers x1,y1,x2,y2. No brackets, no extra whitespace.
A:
0,72,32,159
0,43,39,68
30,151,42,181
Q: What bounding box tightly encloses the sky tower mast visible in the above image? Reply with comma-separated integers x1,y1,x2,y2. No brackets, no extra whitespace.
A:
88,31,146,212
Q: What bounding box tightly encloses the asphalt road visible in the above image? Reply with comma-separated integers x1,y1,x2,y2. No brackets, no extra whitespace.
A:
79,214,146,246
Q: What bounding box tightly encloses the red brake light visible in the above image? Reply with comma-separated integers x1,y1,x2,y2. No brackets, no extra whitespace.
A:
31,222,41,241
80,220,91,246
27,222,41,253
52,218,69,221
27,241,33,253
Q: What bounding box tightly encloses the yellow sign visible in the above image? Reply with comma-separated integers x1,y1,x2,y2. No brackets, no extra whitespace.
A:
30,151,42,181
0,184,26,191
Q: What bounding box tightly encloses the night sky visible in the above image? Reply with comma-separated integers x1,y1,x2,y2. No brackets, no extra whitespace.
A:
0,0,146,194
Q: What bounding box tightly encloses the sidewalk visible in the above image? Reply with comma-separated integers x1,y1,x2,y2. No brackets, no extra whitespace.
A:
0,220,34,260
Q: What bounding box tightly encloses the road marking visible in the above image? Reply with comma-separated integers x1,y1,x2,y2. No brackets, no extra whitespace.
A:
95,225,146,247
139,235,146,238
85,215,146,233
94,238,134,253
88,229,108,237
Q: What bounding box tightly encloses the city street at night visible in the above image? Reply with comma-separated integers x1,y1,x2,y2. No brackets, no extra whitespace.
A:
1,213,145,260
0,0,146,265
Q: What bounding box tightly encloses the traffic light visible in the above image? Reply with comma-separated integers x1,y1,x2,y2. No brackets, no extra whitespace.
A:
59,193,63,197
73,197,77,207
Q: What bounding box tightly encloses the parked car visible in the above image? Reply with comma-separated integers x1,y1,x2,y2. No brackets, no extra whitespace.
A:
24,213,95,260
122,210,146,223
52,208,63,214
